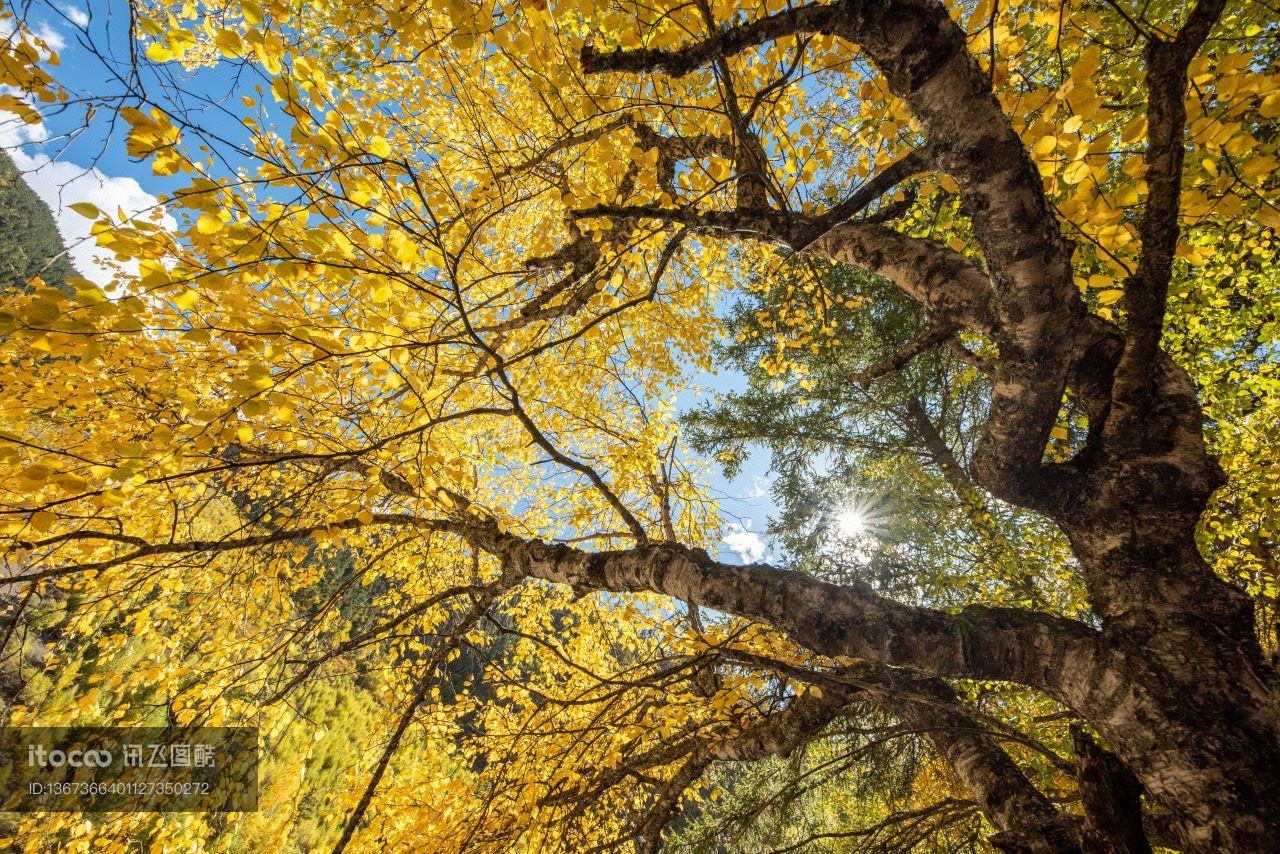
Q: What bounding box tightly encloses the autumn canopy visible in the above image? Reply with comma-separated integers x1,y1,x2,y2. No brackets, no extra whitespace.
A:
1,0,1278,850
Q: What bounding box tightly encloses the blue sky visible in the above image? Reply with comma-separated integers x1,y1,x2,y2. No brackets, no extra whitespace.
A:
2,0,784,566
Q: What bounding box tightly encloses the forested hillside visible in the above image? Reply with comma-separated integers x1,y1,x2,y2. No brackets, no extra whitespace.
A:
0,149,76,293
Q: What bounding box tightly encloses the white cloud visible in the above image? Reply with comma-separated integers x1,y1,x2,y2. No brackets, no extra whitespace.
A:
2,21,174,289
8,147,173,287
62,6,90,28
722,522,767,564
32,22,65,53
0,17,64,57
741,475,769,501
0,104,50,150
4,101,174,287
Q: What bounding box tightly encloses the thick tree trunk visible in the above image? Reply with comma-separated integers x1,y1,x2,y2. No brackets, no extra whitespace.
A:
1063,536,1280,850
1050,348,1280,850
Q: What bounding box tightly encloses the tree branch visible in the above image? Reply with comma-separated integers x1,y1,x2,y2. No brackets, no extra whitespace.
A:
457,521,1097,697
795,149,931,250
1072,725,1152,853
580,4,842,79
331,587,509,854
1114,0,1227,412
8,514,452,583
851,319,957,388
716,655,1081,851
897,679,1081,853
571,203,997,336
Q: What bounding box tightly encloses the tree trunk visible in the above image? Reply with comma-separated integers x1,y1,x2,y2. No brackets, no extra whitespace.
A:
1063,533,1280,850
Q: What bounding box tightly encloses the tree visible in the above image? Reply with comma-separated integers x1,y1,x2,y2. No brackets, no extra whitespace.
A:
1,0,1278,851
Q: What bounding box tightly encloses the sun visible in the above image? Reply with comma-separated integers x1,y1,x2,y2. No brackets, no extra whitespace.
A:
835,507,868,538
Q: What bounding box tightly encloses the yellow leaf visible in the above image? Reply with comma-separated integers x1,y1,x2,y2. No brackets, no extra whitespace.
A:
1114,183,1141,206
215,28,244,58
1032,135,1056,158
1062,160,1091,185
172,289,200,310
242,1,265,26
255,37,283,76
1097,289,1124,305
1241,156,1277,180
69,201,101,219
196,213,223,234
1072,45,1101,81
1121,115,1147,143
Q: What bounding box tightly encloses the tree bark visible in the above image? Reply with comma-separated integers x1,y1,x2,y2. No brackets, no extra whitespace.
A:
1072,726,1150,854
895,681,1081,854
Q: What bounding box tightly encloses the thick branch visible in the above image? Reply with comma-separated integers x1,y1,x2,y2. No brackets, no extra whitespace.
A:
1072,726,1152,854
581,0,1079,500
709,690,847,762
851,319,957,388
572,203,997,335
811,222,996,334
572,202,795,242
903,396,970,495
715,658,1080,852
1114,0,1226,414
460,522,1096,696
897,680,1081,853
796,148,931,249
580,4,841,78
627,667,1077,852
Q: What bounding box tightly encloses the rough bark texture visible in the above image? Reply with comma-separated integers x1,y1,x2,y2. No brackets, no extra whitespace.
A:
465,524,1097,692
1072,726,1151,854
709,672,1082,850
894,681,1081,854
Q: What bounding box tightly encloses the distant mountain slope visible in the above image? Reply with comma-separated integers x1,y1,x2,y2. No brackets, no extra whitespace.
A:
0,148,78,293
